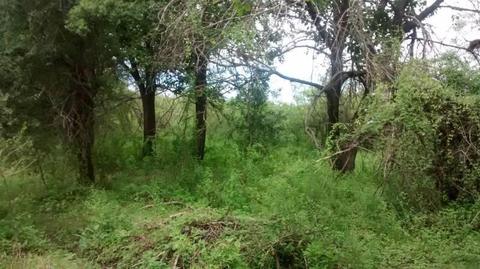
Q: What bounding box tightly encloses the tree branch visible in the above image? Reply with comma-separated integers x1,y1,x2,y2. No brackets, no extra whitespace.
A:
414,37,480,63
403,0,444,33
417,0,444,22
304,1,332,47
267,68,324,89
210,56,325,89
122,59,146,94
440,5,480,14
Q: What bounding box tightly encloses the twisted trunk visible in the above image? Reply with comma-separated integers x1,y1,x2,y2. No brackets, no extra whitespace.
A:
327,0,357,172
327,47,358,172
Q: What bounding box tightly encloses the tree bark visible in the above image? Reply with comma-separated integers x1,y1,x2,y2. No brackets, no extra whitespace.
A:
333,142,358,172
326,0,358,172
326,37,345,134
77,122,95,184
327,47,359,172
128,60,157,157
70,84,96,184
194,53,208,160
141,88,156,156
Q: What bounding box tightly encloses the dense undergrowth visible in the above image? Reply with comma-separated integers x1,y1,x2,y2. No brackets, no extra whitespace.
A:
1,134,480,268
1,0,479,266
3,68,480,268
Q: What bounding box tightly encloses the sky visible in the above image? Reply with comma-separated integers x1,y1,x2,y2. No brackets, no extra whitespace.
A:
270,0,480,103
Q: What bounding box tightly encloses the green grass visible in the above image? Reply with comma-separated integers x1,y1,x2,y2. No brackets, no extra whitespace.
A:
1,140,480,268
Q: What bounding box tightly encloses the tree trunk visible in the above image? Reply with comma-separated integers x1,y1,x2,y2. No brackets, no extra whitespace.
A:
71,87,96,184
333,142,358,172
77,124,95,183
141,88,156,157
128,60,157,158
194,54,208,160
326,47,344,134
325,88,340,133
327,32,358,172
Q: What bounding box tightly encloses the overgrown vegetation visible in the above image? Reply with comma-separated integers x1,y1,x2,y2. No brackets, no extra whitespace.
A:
351,63,480,210
2,96,480,268
2,0,480,268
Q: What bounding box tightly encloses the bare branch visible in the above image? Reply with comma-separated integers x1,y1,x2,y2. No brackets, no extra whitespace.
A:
417,0,445,22
440,5,480,14
266,67,324,89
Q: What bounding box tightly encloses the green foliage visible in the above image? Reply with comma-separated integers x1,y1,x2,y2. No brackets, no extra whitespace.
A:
356,62,480,209
435,53,480,94
0,252,96,269
2,59,480,267
232,70,285,148
0,128,35,183
1,137,480,268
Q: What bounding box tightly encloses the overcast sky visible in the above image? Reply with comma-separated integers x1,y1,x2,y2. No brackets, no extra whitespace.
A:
270,0,480,103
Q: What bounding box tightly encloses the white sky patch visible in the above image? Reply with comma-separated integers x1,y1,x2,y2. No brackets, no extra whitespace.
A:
270,46,327,103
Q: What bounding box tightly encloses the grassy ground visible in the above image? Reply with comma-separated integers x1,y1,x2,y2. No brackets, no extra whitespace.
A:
1,142,480,268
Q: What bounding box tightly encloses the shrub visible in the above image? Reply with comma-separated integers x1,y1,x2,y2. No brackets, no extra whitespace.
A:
357,62,480,209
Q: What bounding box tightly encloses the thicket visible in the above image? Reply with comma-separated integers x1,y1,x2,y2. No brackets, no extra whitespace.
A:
344,62,480,210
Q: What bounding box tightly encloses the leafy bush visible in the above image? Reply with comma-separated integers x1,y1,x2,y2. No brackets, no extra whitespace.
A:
435,53,480,95
0,214,48,254
357,62,480,209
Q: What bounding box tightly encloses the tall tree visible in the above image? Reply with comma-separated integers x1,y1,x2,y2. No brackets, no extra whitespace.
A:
1,0,115,183
191,46,209,160
166,0,257,160
68,0,185,157
256,0,446,171
282,0,366,171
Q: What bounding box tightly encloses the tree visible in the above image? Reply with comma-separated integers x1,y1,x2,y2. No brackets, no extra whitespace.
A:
68,0,186,157
234,69,280,147
1,0,115,183
164,0,258,160
252,0,446,172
